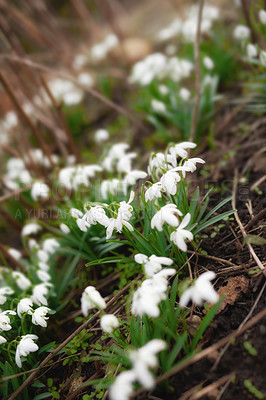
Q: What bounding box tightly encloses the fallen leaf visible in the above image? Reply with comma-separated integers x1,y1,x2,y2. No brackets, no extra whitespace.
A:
217,275,249,313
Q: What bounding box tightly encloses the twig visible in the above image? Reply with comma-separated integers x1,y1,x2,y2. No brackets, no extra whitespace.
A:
131,308,266,398
187,250,237,267
189,0,204,143
190,372,235,400
0,243,25,273
9,282,131,399
0,184,32,204
250,175,266,192
245,208,266,231
232,169,266,277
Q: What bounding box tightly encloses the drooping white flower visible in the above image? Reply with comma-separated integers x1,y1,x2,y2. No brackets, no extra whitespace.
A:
106,192,135,239
28,239,39,250
170,213,193,252
76,215,91,232
70,208,84,219
246,43,257,58
182,157,205,177
124,170,147,188
17,298,33,318
135,253,173,277
21,223,42,237
100,314,119,333
130,339,167,389
8,248,22,260
179,271,219,307
109,370,137,400
0,287,14,305
31,306,50,327
42,238,60,255
145,182,164,202
233,25,250,41
81,286,106,317
0,335,6,344
259,9,266,24
12,271,31,290
160,168,185,195
167,142,197,166
94,129,109,144
60,223,70,234
102,143,130,172
86,206,110,227
148,152,167,176
101,179,122,199
158,84,169,95
37,270,51,282
151,204,183,231
179,88,191,101
37,249,49,263
117,152,137,173
91,34,119,61
31,283,52,306
77,72,94,87
0,313,13,331
151,99,166,113
15,334,39,368
260,50,266,66
31,181,50,201
203,56,214,70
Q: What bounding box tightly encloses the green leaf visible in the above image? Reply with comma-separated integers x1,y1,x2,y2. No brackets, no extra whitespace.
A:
33,393,53,400
244,235,266,246
194,210,236,234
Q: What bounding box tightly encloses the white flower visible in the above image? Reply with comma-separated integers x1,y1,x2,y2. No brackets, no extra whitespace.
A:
117,153,137,173
28,239,39,250
17,298,33,318
77,72,94,87
37,270,51,282
151,204,183,231
31,181,50,201
203,56,214,70
158,84,169,95
15,334,39,368
170,213,193,252
259,9,266,24
148,152,167,175
106,192,134,239
260,50,266,67
101,179,122,199
76,215,91,232
0,335,6,344
12,271,31,290
37,249,49,263
70,208,84,219
246,43,257,58
8,248,22,260
42,238,60,254
81,286,106,317
100,314,119,333
131,269,175,317
109,370,136,400
0,314,12,331
151,99,166,113
102,143,130,172
145,182,164,202
60,223,70,234
31,306,50,327
179,88,191,101
124,170,147,191
130,339,167,389
167,142,197,166
233,25,250,41
31,283,52,306
179,271,219,307
21,223,42,237
0,287,14,305
182,157,205,177
135,253,173,277
94,129,109,144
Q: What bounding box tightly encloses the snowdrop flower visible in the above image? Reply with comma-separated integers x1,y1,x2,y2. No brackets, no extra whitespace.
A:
135,253,173,277
182,157,205,177
151,204,182,231
38,262,50,272
179,88,191,101
17,298,33,318
86,206,110,227
117,152,137,173
76,215,91,232
148,152,167,175
0,335,6,344
8,248,22,260
100,314,119,333
102,143,129,172
21,222,42,237
73,53,88,70
0,287,14,305
31,181,50,201
42,238,60,255
31,306,50,327
124,170,147,188
15,334,39,368
94,129,109,144
31,283,52,306
167,142,197,165
106,192,134,239
101,179,122,199
151,99,166,113
157,18,182,41
259,9,266,24
130,339,167,389
160,167,189,195
170,213,193,252
109,370,136,400
158,84,169,95
203,56,214,70
28,239,39,250
91,33,118,61
233,25,250,41
12,271,31,290
179,271,219,307
81,286,106,317
60,223,70,234
37,270,51,282
37,249,49,263
260,50,266,67
246,44,257,58
70,208,84,219
77,72,94,87
0,313,13,331
145,182,164,202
